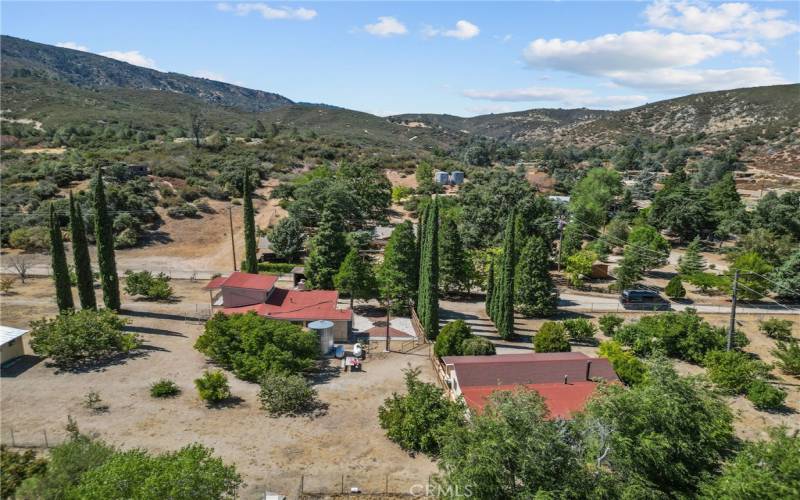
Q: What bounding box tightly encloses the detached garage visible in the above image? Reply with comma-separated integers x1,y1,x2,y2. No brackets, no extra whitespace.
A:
1,326,29,365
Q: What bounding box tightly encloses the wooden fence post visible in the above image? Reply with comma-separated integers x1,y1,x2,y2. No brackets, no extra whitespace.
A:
43,430,48,448
10,427,15,447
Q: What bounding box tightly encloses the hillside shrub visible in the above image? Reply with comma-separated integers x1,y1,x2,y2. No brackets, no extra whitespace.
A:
257,262,300,274
8,226,49,252
772,341,800,376
613,309,745,364
0,446,47,499
461,336,496,356
598,314,624,337
665,276,686,299
150,379,181,398
746,380,786,410
533,322,571,353
598,340,645,385
704,350,771,395
29,310,138,368
378,368,465,456
195,370,230,404
258,372,319,416
759,318,794,341
195,312,318,382
124,270,174,300
166,202,198,218
562,318,597,343
434,320,472,357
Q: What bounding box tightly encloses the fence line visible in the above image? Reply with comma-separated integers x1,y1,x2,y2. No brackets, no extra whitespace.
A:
559,302,799,315
297,471,435,498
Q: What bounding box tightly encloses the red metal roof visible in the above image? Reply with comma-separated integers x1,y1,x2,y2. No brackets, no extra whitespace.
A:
442,352,589,366
461,382,600,419
452,356,618,388
203,272,277,291
222,288,351,321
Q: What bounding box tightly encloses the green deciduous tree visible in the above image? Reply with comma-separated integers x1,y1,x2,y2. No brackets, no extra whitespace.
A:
565,249,597,288
29,309,138,368
378,221,418,314
461,336,496,355
515,236,557,317
334,248,377,308
93,169,120,310
267,216,305,261
378,367,465,456
533,321,571,352
559,222,583,266
49,203,74,312
242,167,258,274
306,208,348,289
569,167,623,230
597,340,645,385
700,428,800,499
585,361,735,496
434,320,472,358
770,248,800,301
69,193,96,310
704,350,771,395
627,224,670,271
259,372,320,417
494,211,516,339
124,271,174,301
725,251,773,300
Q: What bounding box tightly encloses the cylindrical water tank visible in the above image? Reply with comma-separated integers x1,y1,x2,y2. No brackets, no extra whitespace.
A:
450,171,464,185
434,171,450,184
308,320,335,355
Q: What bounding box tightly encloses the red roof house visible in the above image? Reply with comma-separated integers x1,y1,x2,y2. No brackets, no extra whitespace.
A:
442,352,619,419
204,272,352,339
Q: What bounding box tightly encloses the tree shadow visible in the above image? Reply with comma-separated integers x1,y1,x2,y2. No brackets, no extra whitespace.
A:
206,395,245,409
48,345,168,374
124,325,186,337
121,309,202,322
307,359,342,385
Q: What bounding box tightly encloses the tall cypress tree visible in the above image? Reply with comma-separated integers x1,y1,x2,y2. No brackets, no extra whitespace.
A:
49,203,74,312
417,198,440,340
242,166,258,274
495,210,516,340
439,217,469,295
378,221,418,314
515,236,557,317
69,193,96,310
485,259,494,318
94,169,120,311
306,209,348,289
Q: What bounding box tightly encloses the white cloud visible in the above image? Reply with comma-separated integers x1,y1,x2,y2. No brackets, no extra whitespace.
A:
56,41,89,52
364,16,407,37
494,34,513,43
425,20,480,40
463,86,649,109
99,50,159,69
604,66,787,93
216,2,317,21
644,0,800,40
523,31,761,75
466,104,516,114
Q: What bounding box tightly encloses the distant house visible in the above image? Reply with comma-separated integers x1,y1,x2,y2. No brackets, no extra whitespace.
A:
441,352,619,419
258,236,276,261
203,271,352,340
1,325,29,365
128,164,149,176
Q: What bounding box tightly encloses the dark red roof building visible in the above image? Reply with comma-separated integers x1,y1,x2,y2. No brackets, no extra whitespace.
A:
442,352,619,419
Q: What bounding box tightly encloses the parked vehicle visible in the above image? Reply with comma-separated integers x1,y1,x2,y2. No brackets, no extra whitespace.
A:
620,289,670,310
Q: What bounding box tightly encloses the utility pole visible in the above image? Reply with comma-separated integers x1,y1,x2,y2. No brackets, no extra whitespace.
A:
556,216,567,271
228,206,237,271
385,297,392,353
727,270,739,351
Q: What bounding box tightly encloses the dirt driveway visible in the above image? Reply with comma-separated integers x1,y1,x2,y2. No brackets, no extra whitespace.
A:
0,279,437,498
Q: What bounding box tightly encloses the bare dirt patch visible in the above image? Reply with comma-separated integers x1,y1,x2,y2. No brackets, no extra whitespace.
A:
1,279,437,498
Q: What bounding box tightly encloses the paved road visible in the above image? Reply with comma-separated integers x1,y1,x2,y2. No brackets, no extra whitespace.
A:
559,292,799,315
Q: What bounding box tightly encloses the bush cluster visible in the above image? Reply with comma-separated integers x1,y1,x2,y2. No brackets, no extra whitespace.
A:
29,309,139,368
258,372,319,416
124,270,174,300
598,340,646,385
195,312,318,382
562,318,597,343
195,370,231,405
533,322,571,353
433,320,494,357
704,350,786,411
150,379,181,398
759,318,794,341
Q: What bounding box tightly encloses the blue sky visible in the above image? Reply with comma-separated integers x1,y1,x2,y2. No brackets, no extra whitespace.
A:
3,1,799,116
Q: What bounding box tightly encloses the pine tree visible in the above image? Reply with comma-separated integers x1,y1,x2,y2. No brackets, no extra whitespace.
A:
306,209,348,289
378,221,418,314
69,193,96,310
495,210,516,340
242,167,258,274
770,249,800,301
707,173,742,213
93,169,120,311
485,259,494,318
515,236,557,317
49,203,74,312
335,248,377,308
665,275,686,299
614,251,643,290
439,217,469,295
416,198,440,340
678,237,706,275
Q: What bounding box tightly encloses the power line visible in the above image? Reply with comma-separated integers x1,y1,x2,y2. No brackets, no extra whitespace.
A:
743,270,800,299
733,282,800,313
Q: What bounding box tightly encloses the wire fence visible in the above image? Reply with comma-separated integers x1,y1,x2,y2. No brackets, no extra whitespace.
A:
297,471,436,498
559,302,800,315
1,426,69,449
0,264,227,281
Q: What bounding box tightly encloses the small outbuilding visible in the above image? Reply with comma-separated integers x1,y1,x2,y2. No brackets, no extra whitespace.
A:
1,326,29,365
